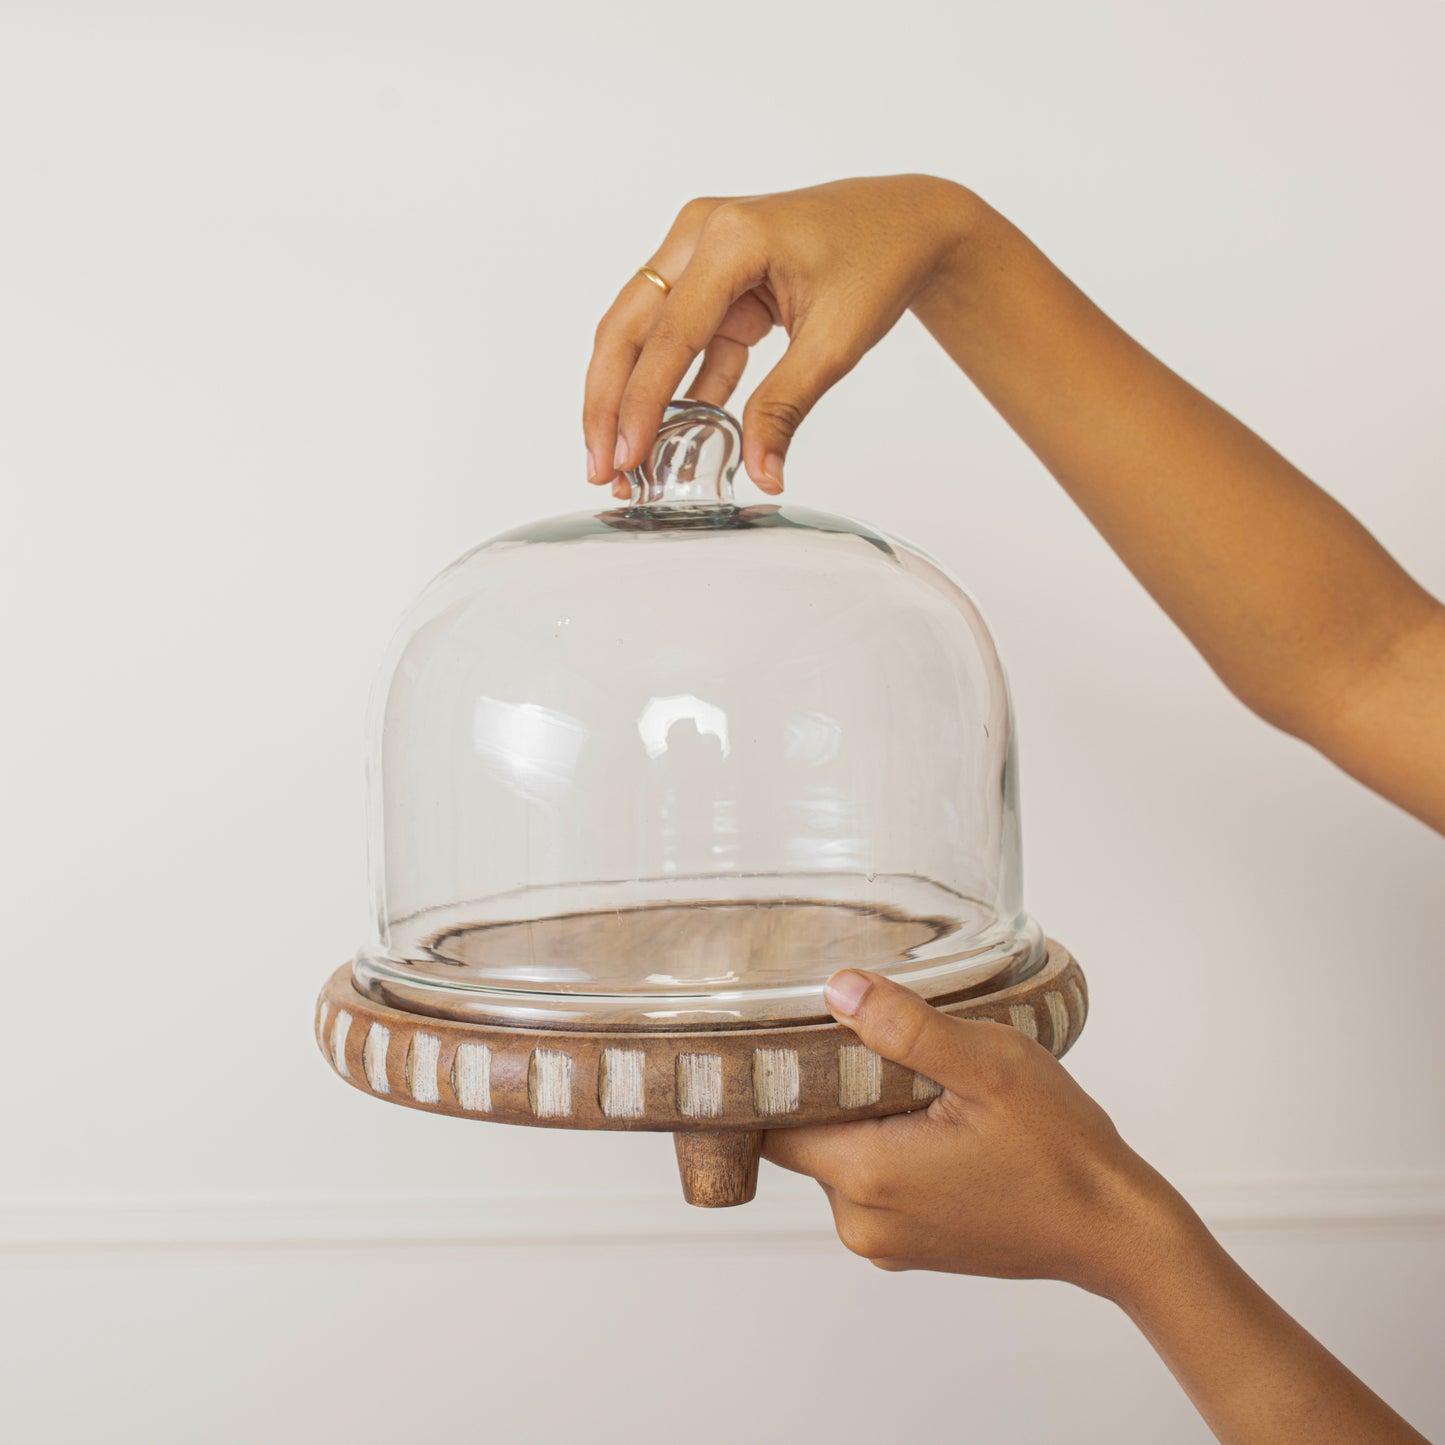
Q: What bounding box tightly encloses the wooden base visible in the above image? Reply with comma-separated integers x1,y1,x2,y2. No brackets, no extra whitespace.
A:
315,939,1085,1207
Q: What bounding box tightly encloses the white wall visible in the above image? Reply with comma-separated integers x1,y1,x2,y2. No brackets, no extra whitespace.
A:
2,2,1442,1441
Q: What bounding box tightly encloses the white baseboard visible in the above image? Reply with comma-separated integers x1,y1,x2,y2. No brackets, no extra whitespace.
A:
3,1175,1443,1253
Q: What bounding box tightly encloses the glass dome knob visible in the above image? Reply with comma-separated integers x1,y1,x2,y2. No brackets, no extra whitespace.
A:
624,400,740,509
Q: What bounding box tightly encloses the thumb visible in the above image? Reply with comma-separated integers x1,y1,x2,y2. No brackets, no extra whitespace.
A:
740,330,852,494
824,970,981,1094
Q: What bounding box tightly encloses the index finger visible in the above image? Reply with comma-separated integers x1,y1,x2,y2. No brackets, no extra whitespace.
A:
582,196,731,487
614,240,765,472
583,272,668,488
761,1116,896,1188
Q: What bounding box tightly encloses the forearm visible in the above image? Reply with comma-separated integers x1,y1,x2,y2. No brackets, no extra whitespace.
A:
1109,1185,1429,1445
912,192,1440,743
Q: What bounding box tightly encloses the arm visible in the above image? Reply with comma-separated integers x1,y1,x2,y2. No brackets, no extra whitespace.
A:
764,971,1432,1445
1121,1210,1424,1444
583,176,1445,831
911,199,1445,830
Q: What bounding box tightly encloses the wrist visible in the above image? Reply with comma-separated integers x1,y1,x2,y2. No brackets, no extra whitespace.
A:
1076,1152,1217,1314
908,180,989,311
909,186,1016,356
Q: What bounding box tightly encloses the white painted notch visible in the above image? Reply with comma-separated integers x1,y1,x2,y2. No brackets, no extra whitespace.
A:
912,1073,943,1102
599,1048,646,1119
1008,1003,1039,1041
752,1048,801,1115
529,1049,574,1119
407,1032,441,1105
837,1044,882,1108
676,1053,723,1118
362,1023,391,1094
1044,991,1070,1054
330,1011,352,1079
452,1042,493,1113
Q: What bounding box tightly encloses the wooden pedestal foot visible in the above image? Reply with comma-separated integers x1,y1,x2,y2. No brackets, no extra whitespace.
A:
673,1129,764,1207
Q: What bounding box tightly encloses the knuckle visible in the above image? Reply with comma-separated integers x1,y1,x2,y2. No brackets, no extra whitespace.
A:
746,395,809,439
835,1212,885,1261
987,1013,1035,1061
866,1004,929,1067
581,399,613,433
645,319,690,355
927,1089,970,1127
593,311,626,347
969,1025,1031,1101
679,195,723,224
999,1017,1041,1061
703,198,761,239
616,402,656,439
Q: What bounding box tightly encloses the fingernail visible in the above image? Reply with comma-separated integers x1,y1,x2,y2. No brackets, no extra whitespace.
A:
586,449,598,483
824,970,871,1018
614,436,631,470
763,452,785,492
612,478,630,500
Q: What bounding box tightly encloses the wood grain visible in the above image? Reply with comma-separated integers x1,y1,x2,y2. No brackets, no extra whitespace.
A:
673,1130,764,1208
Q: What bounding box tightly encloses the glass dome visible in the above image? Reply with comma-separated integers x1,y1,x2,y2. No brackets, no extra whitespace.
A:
354,401,1045,1029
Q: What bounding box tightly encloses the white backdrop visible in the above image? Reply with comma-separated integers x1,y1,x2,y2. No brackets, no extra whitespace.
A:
2,1,1442,1441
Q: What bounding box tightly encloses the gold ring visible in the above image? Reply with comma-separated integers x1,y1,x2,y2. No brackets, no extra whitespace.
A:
637,265,671,296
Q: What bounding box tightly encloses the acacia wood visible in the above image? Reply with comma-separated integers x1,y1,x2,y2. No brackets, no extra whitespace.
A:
315,939,1085,1204
674,1130,764,1208
317,940,1084,1131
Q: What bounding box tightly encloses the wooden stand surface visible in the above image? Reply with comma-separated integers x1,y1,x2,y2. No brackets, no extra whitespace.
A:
316,939,1085,1207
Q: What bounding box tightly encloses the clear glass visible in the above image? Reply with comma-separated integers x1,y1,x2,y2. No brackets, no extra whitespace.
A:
354,401,1044,1028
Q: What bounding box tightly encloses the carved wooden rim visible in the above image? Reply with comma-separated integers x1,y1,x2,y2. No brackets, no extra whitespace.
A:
315,940,1085,1133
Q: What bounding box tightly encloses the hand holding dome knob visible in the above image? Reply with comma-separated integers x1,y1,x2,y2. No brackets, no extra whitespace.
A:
584,177,977,497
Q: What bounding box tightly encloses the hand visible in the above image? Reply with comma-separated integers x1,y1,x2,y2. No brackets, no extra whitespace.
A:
764,968,1179,1299
583,175,978,498
770,974,1434,1444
